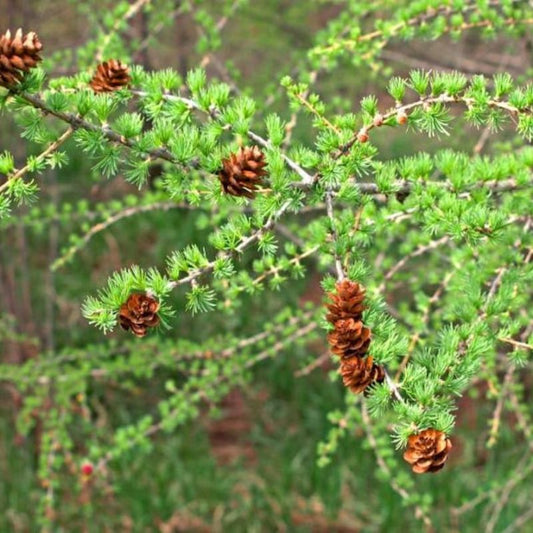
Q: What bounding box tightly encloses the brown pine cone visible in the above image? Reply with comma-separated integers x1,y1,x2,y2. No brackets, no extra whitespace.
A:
340,355,384,394
403,429,452,474
90,60,130,93
0,29,43,87
327,318,371,359
118,293,160,337
326,280,366,325
218,146,267,198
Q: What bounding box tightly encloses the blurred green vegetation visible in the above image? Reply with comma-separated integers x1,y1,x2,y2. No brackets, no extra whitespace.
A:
1,0,532,531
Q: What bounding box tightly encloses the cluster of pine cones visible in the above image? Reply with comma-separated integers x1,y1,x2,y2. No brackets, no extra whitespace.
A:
0,28,130,92
2,28,452,474
326,280,384,394
1,29,268,200
325,280,452,473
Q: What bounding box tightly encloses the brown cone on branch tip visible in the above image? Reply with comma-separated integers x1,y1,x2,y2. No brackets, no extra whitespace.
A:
326,280,367,325
218,146,267,198
340,355,384,394
90,60,130,93
118,293,160,337
0,28,43,87
403,428,452,474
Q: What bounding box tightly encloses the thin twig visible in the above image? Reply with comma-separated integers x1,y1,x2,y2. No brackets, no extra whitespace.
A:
379,236,450,291
498,337,532,351
325,190,345,281
384,371,404,403
313,1,530,56
486,455,533,533
18,311,316,386
245,245,320,289
294,351,331,377
394,270,456,381
334,92,532,161
167,199,293,290
0,127,74,195
136,4,187,54
502,506,533,533
487,365,515,448
51,201,196,271
292,90,340,134
95,0,152,62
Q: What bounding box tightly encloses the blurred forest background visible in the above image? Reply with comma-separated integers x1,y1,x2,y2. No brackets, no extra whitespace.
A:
0,0,532,531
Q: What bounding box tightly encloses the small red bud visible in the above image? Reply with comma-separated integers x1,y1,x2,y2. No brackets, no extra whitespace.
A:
81,462,94,477
373,114,384,127
397,111,408,125
357,129,369,143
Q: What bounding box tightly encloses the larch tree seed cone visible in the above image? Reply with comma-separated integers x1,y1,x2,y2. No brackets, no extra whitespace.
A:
0,28,43,87
118,293,160,337
218,146,267,198
340,355,385,394
90,59,131,93
327,318,371,359
326,279,367,325
403,428,452,474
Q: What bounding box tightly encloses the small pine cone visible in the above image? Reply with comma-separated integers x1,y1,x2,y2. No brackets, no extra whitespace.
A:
0,29,43,87
218,146,267,198
327,318,371,359
403,429,452,474
118,293,160,337
340,355,384,394
90,60,130,93
326,279,366,325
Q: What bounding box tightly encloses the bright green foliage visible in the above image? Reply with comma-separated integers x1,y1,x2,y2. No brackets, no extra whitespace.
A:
0,0,533,531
